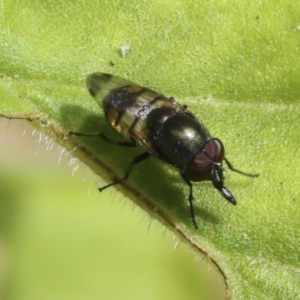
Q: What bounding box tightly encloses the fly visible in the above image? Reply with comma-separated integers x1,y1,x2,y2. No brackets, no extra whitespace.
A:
70,73,259,229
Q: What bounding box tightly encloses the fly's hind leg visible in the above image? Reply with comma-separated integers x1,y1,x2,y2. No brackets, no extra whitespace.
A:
99,152,150,191
69,131,137,147
69,130,147,189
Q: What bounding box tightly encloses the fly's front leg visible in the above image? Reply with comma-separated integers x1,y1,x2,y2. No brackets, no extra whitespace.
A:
224,157,259,177
180,174,199,230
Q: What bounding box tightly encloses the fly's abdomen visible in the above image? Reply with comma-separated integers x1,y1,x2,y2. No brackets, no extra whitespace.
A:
102,85,173,151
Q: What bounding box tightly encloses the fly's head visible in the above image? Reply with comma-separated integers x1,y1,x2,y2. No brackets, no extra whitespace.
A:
183,138,236,205
183,138,224,182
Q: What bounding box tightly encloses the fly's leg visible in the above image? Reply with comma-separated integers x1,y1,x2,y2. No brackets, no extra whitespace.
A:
99,152,150,191
211,180,237,205
180,174,199,230
212,157,259,205
224,157,259,177
69,131,149,190
69,131,137,147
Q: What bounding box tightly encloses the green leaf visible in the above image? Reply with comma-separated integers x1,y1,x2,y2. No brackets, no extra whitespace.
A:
1,1,299,299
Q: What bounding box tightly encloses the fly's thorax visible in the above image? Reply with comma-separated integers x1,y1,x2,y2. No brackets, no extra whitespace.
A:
147,106,211,169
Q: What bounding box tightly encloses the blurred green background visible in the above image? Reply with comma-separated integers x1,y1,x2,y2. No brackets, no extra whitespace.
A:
1,1,300,298
0,119,225,299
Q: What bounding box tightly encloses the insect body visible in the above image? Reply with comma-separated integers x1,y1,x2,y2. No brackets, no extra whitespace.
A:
79,73,258,229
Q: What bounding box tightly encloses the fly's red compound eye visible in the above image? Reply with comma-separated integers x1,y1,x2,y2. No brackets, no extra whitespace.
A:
183,138,225,182
184,152,212,182
203,138,224,163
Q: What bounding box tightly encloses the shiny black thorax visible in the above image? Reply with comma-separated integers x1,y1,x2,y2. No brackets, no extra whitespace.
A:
147,106,211,170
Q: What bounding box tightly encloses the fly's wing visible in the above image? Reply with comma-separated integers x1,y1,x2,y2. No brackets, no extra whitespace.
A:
86,73,189,156
86,73,141,108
